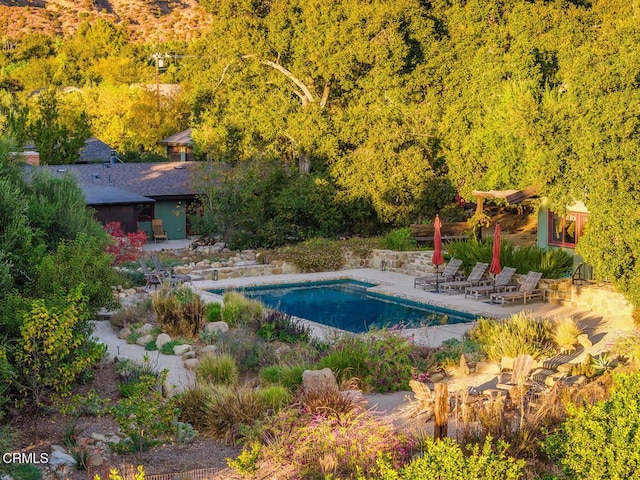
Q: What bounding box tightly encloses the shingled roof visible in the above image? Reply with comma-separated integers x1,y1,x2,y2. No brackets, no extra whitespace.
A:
43,162,215,198
81,185,154,205
157,128,193,147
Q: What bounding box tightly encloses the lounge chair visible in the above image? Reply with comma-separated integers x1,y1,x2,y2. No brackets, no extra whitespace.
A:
482,354,537,399
465,267,517,300
151,255,191,284
438,262,489,295
152,219,168,242
490,271,544,306
414,258,463,289
139,260,165,290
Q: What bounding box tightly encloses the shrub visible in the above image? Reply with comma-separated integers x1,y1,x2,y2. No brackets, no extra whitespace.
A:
160,339,185,355
364,328,414,393
468,313,555,361
203,385,267,441
277,238,343,272
204,302,222,322
259,365,306,391
544,372,640,479
317,336,370,386
383,228,417,251
175,383,211,429
112,370,178,453
256,310,311,343
104,221,147,265
433,338,485,369
217,327,276,372
195,354,239,386
445,239,573,278
612,331,640,368
257,408,412,478
153,284,204,338
553,317,583,347
371,436,525,480
110,300,152,328
221,292,264,328
256,386,291,411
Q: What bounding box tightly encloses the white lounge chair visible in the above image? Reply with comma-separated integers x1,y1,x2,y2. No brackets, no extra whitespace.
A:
414,258,463,289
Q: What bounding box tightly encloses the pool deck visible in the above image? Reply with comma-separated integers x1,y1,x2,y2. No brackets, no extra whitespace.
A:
193,268,601,347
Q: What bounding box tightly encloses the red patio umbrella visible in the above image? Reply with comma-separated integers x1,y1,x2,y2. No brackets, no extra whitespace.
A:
489,223,502,288
432,215,444,291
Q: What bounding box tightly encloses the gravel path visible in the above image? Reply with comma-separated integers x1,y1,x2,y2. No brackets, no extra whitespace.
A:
92,320,194,391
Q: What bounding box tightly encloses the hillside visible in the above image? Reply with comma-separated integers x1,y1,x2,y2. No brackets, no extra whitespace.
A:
0,0,213,41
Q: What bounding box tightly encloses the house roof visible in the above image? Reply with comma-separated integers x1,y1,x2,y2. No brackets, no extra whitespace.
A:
42,162,213,198
471,186,540,204
157,128,193,147
82,185,155,206
78,138,115,163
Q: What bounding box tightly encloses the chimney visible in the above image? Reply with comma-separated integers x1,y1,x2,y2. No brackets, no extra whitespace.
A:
110,150,116,164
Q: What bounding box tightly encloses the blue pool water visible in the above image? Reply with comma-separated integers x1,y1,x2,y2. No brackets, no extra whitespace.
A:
210,279,476,333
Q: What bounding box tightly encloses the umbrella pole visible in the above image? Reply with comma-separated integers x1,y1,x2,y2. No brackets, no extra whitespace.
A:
435,264,439,293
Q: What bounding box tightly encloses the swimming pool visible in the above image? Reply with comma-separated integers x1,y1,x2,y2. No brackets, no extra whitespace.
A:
209,279,476,333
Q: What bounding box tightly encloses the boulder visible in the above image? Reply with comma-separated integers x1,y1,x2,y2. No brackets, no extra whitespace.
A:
200,345,219,357
135,334,154,346
155,333,172,350
173,344,192,356
138,323,154,335
91,433,107,443
302,368,339,394
474,362,501,375
184,358,200,370
182,351,196,360
108,435,121,444
118,327,131,340
204,321,229,335
49,451,77,467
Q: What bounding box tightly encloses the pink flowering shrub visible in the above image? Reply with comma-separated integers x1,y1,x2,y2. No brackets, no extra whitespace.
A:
104,222,147,264
254,406,414,478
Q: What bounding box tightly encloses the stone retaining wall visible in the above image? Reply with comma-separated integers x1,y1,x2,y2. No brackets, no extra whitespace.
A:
541,278,633,318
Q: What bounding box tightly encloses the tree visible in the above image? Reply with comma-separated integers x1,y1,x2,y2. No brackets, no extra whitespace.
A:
186,0,442,224
29,88,91,165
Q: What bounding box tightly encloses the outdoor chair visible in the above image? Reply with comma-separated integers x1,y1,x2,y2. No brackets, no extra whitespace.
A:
151,255,192,284
139,260,181,291
438,262,489,295
152,219,168,242
139,260,164,291
465,267,517,300
414,258,463,289
490,271,544,306
481,354,536,399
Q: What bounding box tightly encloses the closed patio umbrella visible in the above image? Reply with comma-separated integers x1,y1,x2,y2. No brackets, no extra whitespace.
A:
432,215,444,292
489,223,502,289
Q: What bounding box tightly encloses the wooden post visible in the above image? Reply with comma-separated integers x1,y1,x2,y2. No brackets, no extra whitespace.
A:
433,382,448,440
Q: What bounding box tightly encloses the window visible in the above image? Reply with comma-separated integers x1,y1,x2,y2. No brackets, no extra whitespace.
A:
136,203,154,221
548,211,588,248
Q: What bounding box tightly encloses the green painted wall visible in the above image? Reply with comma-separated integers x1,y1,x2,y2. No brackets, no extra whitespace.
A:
139,220,152,239
155,200,187,240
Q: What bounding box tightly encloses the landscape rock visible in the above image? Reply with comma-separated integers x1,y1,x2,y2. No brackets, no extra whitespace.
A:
108,435,121,444
204,321,229,335
91,433,107,443
50,444,67,453
87,450,104,467
184,358,199,370
49,451,77,467
135,334,154,346
118,327,132,340
155,333,172,350
200,345,219,357
430,372,445,383
302,368,339,394
173,344,192,356
182,351,196,360
474,362,501,375
138,323,154,335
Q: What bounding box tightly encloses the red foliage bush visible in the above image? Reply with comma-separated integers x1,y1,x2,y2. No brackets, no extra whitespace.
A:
104,222,147,264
